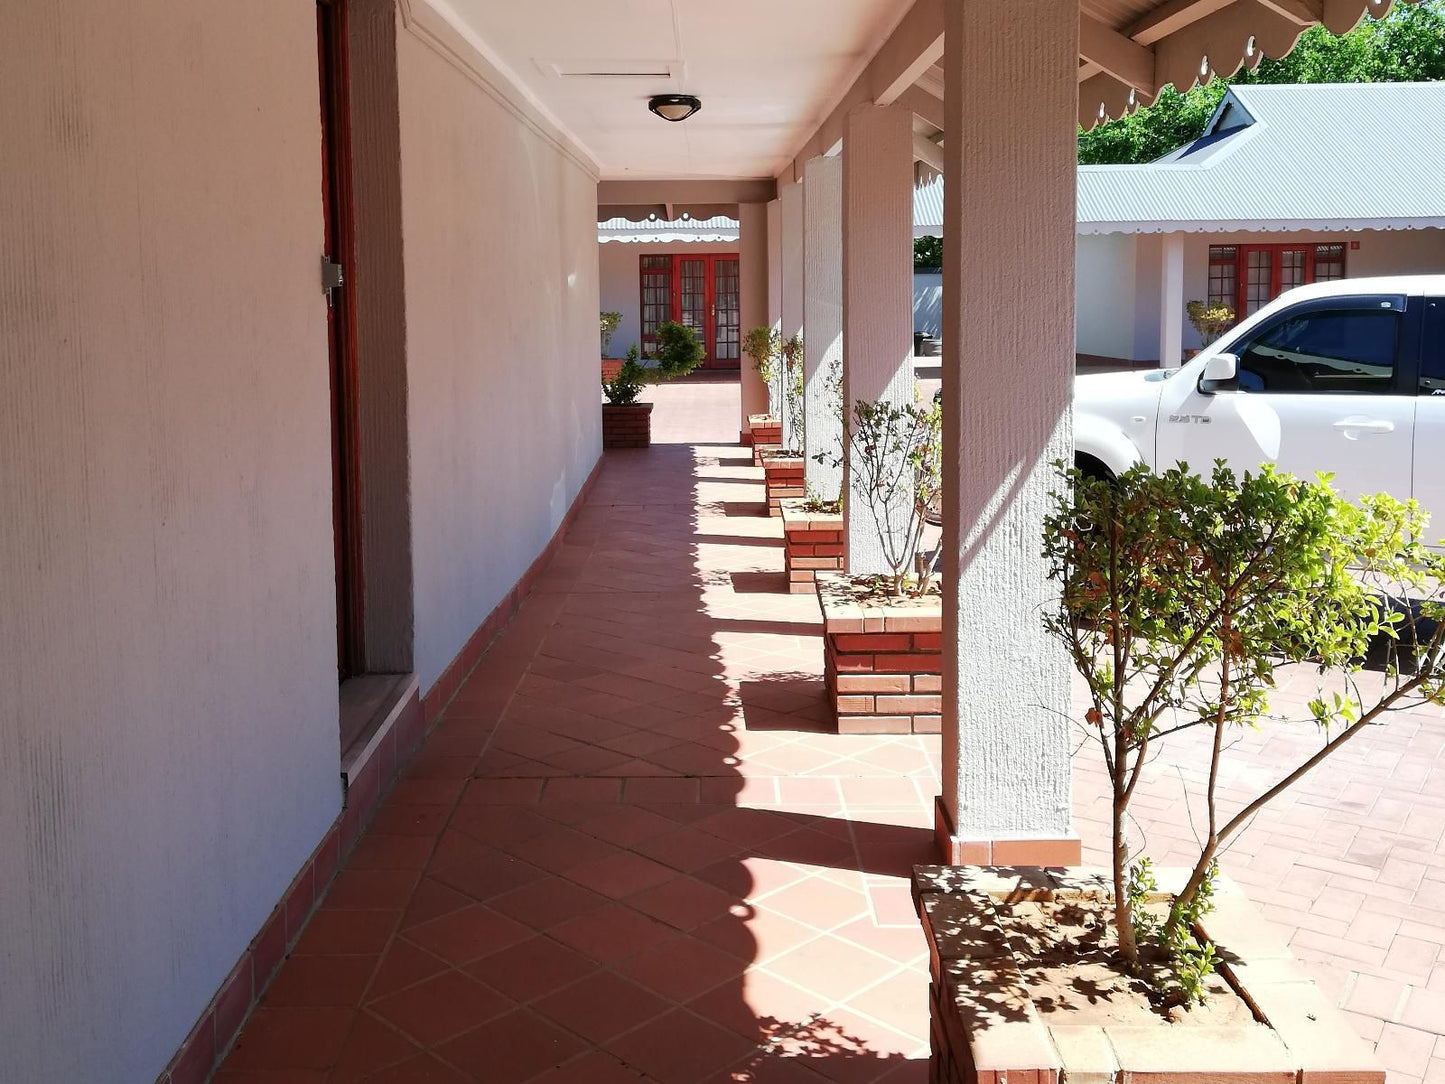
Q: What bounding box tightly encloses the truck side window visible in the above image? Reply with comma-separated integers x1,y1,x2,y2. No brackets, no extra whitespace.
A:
1237,309,1399,394
1422,299,1445,396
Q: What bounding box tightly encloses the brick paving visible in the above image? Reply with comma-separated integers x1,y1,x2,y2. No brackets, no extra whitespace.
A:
215,379,1445,1083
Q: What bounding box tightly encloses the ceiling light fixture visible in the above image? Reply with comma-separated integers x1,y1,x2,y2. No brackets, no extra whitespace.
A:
648,94,701,122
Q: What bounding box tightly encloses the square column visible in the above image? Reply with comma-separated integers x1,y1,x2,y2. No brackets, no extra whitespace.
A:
803,155,843,501
767,199,782,333
738,202,771,430
779,180,806,447
841,101,915,575
938,0,1080,865
1159,232,1185,369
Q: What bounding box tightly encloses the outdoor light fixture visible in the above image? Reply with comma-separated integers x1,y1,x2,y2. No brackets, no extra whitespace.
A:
648,94,701,122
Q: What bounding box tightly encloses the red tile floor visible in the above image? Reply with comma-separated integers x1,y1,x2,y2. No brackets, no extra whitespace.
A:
217,379,1445,1083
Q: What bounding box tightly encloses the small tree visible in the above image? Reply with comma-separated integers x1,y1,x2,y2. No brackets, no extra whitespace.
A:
743,327,782,416
600,311,623,356
602,344,646,405
780,334,805,453
1185,300,1234,345
840,396,943,597
652,321,706,380
1044,462,1445,1004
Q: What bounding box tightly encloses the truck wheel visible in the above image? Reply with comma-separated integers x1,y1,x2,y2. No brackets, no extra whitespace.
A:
1075,453,1116,485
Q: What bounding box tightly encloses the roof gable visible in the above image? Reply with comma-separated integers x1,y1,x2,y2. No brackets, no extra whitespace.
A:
1077,82,1445,234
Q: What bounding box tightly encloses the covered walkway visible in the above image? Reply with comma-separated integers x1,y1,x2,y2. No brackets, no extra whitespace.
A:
215,382,1445,1083
216,380,940,1083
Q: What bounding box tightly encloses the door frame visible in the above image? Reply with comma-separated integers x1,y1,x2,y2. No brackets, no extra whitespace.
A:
318,0,365,679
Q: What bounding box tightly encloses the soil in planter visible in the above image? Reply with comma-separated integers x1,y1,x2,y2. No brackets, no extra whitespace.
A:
822,574,943,607
993,899,1254,1028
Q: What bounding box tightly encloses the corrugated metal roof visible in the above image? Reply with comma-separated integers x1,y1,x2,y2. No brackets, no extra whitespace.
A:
598,215,739,243
914,180,943,239
1078,83,1445,234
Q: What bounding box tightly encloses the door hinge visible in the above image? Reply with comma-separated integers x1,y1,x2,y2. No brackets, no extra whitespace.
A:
321,255,345,303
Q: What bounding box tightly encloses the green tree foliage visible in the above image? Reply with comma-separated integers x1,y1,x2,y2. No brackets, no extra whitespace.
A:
1078,0,1445,164
1044,461,1445,1001
913,236,942,270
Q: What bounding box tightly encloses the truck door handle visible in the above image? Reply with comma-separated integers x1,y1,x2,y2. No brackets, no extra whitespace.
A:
1333,417,1394,435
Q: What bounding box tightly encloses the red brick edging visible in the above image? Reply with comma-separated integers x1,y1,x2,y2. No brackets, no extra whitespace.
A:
761,451,805,516
157,454,604,1084
914,865,1385,1084
817,573,942,735
780,499,843,594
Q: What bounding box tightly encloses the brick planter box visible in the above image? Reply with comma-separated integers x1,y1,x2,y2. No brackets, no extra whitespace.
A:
780,498,843,594
602,402,652,449
913,865,1384,1084
817,572,941,734
747,412,782,450
760,450,806,516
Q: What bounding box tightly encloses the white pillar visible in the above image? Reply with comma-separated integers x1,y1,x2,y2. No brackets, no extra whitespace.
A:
841,102,914,575
780,180,806,443
1159,232,1185,369
738,203,771,433
938,0,1079,865
803,155,843,501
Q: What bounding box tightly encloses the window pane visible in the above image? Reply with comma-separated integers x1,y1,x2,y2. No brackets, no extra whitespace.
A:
713,259,740,360
1314,244,1346,283
1245,249,1273,315
1208,261,1236,310
640,256,672,349
1238,309,1399,394
1209,245,1237,261
1280,248,1306,293
678,259,706,337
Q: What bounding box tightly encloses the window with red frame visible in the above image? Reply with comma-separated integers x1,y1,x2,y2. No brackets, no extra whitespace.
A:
1208,242,1349,323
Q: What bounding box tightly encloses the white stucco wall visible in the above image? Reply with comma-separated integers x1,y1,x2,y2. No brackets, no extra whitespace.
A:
1079,227,1445,362
597,240,740,359
913,272,942,338
399,22,601,692
1076,233,1140,360
0,3,341,1080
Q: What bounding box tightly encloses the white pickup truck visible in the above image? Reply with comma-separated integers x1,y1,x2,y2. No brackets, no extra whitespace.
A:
1075,276,1445,520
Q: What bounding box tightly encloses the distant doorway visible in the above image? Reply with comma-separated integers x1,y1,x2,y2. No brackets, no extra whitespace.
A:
639,253,741,369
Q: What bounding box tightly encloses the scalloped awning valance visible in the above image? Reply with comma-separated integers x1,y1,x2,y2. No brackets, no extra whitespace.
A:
1075,0,1411,130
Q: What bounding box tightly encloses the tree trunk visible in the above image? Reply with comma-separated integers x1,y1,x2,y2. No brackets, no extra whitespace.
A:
1112,797,1140,972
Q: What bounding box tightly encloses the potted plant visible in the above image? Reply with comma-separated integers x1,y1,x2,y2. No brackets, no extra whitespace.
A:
600,310,623,381
600,323,704,450
915,462,1445,1082
742,326,783,457
1184,299,1234,360
601,345,651,448
813,393,943,734
780,487,844,595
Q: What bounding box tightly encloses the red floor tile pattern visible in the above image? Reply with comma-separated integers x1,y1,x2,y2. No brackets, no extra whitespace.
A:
215,381,1445,1083
216,382,938,1083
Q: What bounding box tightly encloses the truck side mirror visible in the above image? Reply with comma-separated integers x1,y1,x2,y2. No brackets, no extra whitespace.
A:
1200,352,1238,393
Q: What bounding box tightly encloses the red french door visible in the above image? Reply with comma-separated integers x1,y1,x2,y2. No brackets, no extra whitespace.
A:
1219,243,1346,319
639,254,740,369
